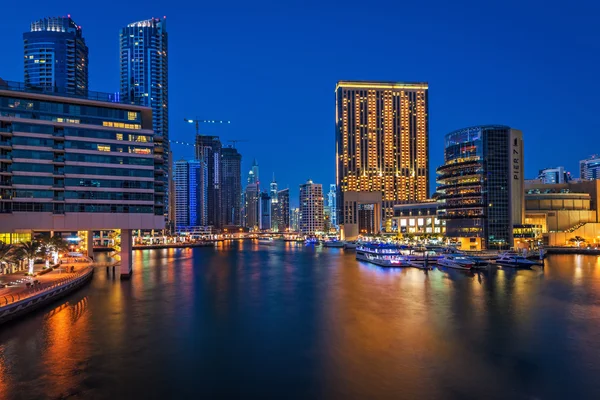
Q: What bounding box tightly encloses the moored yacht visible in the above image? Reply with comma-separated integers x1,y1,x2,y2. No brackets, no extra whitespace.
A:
495,252,538,268
437,254,477,270
356,243,414,267
257,237,275,245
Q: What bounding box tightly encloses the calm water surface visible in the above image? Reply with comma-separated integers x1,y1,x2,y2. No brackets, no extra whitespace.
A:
1,241,600,399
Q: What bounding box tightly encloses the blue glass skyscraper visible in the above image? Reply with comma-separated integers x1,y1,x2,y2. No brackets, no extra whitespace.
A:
120,18,170,225
23,16,89,96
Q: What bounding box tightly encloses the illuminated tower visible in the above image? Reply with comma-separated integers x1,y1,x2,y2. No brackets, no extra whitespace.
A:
335,81,429,233
24,16,89,96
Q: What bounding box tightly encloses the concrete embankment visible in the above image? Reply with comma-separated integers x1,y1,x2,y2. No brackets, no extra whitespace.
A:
0,267,94,325
545,247,600,255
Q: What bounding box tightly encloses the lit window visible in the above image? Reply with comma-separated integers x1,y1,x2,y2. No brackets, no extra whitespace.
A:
97,145,111,152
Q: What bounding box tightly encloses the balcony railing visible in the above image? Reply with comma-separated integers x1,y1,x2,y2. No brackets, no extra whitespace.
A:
0,80,129,104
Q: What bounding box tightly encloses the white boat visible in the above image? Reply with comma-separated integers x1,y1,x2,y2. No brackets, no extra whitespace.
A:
437,254,478,270
356,244,416,267
344,241,358,249
323,240,344,248
495,252,538,268
257,237,275,245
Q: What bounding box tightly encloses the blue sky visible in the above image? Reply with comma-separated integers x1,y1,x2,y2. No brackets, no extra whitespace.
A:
3,0,599,204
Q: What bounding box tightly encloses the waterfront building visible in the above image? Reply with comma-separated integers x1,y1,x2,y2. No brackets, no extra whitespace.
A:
221,146,242,226
0,80,164,276
195,135,222,228
436,125,524,250
536,166,569,184
24,16,89,97
580,156,600,181
524,180,600,246
259,192,271,231
272,188,290,232
335,81,429,239
120,17,170,226
393,201,445,237
327,184,337,229
174,159,207,231
291,207,300,232
299,180,324,235
244,183,260,230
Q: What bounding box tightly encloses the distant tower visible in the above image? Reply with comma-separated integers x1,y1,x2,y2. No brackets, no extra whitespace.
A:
175,159,205,230
259,192,272,231
299,180,324,235
580,156,600,180
251,159,260,184
24,16,89,96
328,184,337,228
195,135,222,228
270,174,278,203
221,146,242,226
244,183,260,230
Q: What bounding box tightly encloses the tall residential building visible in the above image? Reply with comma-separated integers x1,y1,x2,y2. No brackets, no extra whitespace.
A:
195,135,222,228
299,180,324,235
327,184,337,228
0,81,164,277
221,146,242,226
537,167,568,184
580,156,600,180
436,125,524,250
24,16,89,97
272,188,290,232
291,207,300,232
244,183,260,230
259,192,271,231
270,174,278,202
335,81,429,238
120,18,170,226
174,159,207,230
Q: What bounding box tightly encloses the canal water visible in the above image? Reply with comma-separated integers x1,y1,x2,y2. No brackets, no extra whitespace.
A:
1,241,599,399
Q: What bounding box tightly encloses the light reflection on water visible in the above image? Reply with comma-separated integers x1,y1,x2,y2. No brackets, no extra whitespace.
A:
0,246,599,399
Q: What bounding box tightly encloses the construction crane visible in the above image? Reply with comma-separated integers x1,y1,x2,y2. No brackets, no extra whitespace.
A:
227,139,249,148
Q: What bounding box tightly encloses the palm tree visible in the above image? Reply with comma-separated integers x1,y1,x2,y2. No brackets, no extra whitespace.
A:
0,242,14,273
44,235,68,266
19,241,41,275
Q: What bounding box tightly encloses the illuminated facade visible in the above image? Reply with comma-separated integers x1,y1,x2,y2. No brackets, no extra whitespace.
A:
393,202,445,236
272,188,290,232
120,18,170,226
580,156,600,180
174,159,207,231
221,146,242,227
24,16,89,96
299,180,324,235
335,81,429,235
436,125,524,250
195,135,222,228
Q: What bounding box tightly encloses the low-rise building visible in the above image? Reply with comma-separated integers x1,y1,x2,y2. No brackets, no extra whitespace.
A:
393,201,446,238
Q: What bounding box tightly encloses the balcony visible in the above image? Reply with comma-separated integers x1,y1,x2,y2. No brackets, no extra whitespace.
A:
0,154,12,163
53,143,65,151
0,139,11,147
52,157,65,164
0,127,12,133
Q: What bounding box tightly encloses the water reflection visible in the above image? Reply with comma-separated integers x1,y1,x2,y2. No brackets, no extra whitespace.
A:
0,247,599,399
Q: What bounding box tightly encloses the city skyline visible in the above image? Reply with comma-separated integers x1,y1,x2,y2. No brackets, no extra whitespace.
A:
2,2,598,203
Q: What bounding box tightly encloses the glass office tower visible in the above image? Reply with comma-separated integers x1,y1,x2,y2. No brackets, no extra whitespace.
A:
120,18,169,225
24,16,89,96
436,125,524,250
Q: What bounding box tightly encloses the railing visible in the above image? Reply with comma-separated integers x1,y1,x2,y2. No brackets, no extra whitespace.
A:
0,266,93,308
0,80,128,104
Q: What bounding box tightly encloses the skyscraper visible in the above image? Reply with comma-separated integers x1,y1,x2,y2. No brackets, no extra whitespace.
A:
120,18,169,225
248,159,260,184
221,146,242,226
272,188,290,232
259,192,272,230
335,81,429,237
175,159,206,230
580,156,600,180
291,208,300,232
196,135,222,228
436,125,524,250
299,180,324,235
244,183,260,230
24,16,89,96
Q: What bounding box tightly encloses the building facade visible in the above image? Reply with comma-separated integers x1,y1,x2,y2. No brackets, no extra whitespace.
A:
436,125,524,250
120,18,170,227
272,188,290,232
291,207,300,232
537,166,568,184
244,183,260,230
335,81,429,238
221,146,241,227
248,159,259,184
580,156,600,181
327,184,337,229
195,135,222,228
24,16,89,97
393,201,445,237
259,192,271,231
174,159,207,231
0,82,164,276
299,180,324,235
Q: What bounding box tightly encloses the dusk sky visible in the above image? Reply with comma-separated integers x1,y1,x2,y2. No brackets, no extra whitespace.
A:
3,0,599,203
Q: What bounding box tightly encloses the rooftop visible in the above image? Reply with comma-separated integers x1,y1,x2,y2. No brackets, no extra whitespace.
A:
336,80,428,91
0,78,135,106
